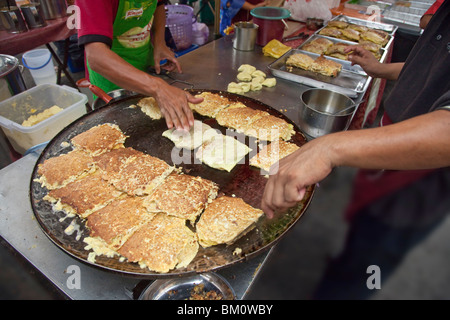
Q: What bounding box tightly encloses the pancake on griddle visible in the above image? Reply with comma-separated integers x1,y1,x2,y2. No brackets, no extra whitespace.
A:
244,115,295,142
118,213,199,273
249,140,300,173
215,102,269,133
36,150,95,189
108,152,175,196
86,195,156,250
93,147,143,181
189,91,231,118
137,96,162,120
196,196,264,248
44,171,123,218
162,120,219,150
143,173,219,223
71,123,128,156
195,134,251,172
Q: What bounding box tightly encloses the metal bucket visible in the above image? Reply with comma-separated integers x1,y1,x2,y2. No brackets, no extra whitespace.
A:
0,54,27,97
298,88,356,138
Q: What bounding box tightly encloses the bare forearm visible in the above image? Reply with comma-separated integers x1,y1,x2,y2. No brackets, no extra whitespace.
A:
85,42,163,96
328,110,450,170
375,62,404,80
152,5,166,47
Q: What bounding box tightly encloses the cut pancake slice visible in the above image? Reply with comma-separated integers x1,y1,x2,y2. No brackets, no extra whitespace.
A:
189,91,231,118
249,140,300,173
244,115,295,142
195,134,251,172
93,147,143,181
196,196,264,248
44,171,123,218
86,195,156,250
108,152,175,196
36,150,95,190
71,123,127,156
215,103,269,133
162,120,219,150
143,173,219,224
118,213,199,273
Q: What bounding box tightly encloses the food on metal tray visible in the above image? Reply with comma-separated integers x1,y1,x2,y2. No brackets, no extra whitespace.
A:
361,29,389,46
195,134,251,172
162,119,219,150
196,196,264,248
286,53,316,70
249,140,300,173
36,150,95,190
302,37,334,55
286,53,342,78
71,123,127,156
340,28,360,42
327,20,348,29
319,27,343,38
143,173,219,224
21,105,63,127
137,96,162,120
189,91,231,118
117,213,199,273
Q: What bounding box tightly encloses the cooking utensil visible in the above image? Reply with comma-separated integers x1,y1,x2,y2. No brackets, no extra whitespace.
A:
298,88,356,138
29,89,315,278
282,32,309,42
76,78,136,109
148,66,194,88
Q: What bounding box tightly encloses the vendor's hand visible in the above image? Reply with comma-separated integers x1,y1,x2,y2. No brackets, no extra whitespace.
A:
153,44,182,75
345,45,382,78
261,136,335,219
154,79,202,131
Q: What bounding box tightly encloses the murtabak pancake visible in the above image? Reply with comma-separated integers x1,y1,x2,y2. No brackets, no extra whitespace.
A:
189,91,231,118
108,152,175,196
196,196,264,248
143,173,219,224
162,120,219,150
44,171,123,218
118,213,199,273
86,195,156,250
309,54,343,77
215,103,270,133
36,150,95,189
93,147,143,181
137,96,162,120
244,115,295,142
249,140,300,173
71,123,127,156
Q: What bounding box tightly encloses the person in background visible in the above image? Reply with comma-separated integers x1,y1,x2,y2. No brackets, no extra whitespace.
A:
262,0,450,299
420,0,444,29
76,0,202,131
220,0,267,35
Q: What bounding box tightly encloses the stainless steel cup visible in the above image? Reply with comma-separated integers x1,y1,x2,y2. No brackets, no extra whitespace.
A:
38,0,67,20
0,6,28,33
233,22,259,51
20,2,47,29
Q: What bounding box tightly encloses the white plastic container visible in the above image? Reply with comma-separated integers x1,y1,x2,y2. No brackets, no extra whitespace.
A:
22,49,57,86
0,84,88,154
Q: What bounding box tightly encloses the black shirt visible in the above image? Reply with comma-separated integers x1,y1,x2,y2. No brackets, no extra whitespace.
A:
384,0,450,123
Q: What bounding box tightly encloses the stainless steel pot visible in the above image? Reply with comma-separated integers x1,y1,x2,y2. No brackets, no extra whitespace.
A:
0,54,27,96
38,0,67,20
20,2,47,29
298,88,356,138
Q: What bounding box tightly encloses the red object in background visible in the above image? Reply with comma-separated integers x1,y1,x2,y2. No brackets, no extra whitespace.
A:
253,16,285,46
424,0,444,15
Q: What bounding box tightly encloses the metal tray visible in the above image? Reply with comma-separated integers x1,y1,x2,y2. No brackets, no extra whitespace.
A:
268,49,371,98
29,89,315,279
330,14,398,35
298,34,389,64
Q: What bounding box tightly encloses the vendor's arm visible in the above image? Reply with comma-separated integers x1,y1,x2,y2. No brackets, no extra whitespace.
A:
151,3,181,74
261,109,450,218
85,42,199,130
345,45,404,80
241,0,268,11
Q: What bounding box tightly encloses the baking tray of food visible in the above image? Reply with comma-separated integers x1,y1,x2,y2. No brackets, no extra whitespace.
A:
29,89,315,279
298,34,388,64
329,14,398,35
268,49,371,98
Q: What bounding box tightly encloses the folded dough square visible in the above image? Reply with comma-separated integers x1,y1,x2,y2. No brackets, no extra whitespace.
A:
162,120,219,150
143,173,219,224
118,213,199,273
195,134,251,172
71,123,127,156
196,196,264,248
36,150,95,190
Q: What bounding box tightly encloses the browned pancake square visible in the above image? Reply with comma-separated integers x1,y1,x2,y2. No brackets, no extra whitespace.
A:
71,123,127,156
215,103,269,132
189,92,231,118
93,147,143,181
244,115,295,141
249,140,300,173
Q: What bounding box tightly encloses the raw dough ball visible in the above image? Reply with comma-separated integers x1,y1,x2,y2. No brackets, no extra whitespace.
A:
252,70,266,78
238,64,256,74
237,72,252,82
240,82,251,92
262,78,277,87
228,82,243,94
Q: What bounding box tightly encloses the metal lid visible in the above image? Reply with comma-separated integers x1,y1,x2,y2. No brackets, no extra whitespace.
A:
0,54,20,78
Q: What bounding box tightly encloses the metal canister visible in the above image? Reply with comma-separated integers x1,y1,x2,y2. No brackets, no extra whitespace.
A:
0,6,28,33
38,0,67,20
20,2,46,29
0,54,27,96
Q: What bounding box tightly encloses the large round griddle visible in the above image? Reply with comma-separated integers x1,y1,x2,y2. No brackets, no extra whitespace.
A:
30,89,315,279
